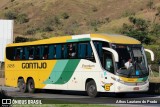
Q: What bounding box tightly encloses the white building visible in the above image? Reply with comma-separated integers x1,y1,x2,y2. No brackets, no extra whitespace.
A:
0,20,13,66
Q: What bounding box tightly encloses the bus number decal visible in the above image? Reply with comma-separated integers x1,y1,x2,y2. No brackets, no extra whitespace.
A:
104,83,113,91
7,64,15,68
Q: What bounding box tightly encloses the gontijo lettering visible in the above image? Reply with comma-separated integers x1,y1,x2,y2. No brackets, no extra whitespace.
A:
22,62,47,69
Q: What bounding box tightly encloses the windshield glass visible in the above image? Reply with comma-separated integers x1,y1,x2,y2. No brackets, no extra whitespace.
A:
112,44,148,77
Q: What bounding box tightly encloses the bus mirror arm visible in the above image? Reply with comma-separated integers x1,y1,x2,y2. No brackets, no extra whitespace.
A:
144,49,154,61
102,47,119,62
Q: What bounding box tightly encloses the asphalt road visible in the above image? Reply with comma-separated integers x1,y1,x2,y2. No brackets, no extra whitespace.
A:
0,86,160,107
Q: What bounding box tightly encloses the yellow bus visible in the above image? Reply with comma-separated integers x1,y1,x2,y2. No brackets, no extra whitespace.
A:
5,34,154,97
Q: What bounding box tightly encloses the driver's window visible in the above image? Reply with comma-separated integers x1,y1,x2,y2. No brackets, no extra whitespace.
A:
93,41,114,73
103,50,114,74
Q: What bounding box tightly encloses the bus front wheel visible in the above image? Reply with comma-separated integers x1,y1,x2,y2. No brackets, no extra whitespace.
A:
18,78,27,93
27,78,35,93
86,80,98,97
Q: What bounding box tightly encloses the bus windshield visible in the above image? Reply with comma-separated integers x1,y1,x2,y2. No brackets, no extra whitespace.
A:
112,44,148,77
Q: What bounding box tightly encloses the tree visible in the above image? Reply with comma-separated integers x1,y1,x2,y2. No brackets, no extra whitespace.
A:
120,17,153,44
4,11,17,19
16,13,29,24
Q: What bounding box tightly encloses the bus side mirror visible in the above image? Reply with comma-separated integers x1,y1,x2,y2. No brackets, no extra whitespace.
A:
102,47,119,62
144,49,154,61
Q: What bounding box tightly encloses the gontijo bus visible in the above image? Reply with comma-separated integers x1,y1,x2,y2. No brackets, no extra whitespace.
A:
5,34,154,97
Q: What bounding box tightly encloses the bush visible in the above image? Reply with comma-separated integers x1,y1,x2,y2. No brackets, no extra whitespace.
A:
61,12,69,19
54,16,61,26
89,19,106,31
150,24,160,37
92,6,98,12
15,36,29,43
41,16,61,32
122,10,135,17
24,27,37,35
4,7,8,10
41,26,53,32
28,37,38,41
16,13,29,24
4,11,17,19
105,17,110,23
64,21,80,35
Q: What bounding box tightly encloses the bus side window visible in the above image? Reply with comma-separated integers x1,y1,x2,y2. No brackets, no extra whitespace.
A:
29,47,34,60
14,48,18,60
105,54,114,73
56,44,62,59
24,47,29,60
48,45,55,59
6,47,15,60
20,48,23,60
22,47,26,60
15,47,22,60
43,46,49,59
78,43,86,59
63,44,68,59
68,43,77,58
34,46,40,60
86,42,95,62
94,42,102,58
87,43,93,58
39,46,44,59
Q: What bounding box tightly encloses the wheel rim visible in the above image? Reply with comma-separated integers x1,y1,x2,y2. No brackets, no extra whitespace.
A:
18,82,20,88
20,82,25,91
22,83,25,90
30,82,34,89
88,85,96,95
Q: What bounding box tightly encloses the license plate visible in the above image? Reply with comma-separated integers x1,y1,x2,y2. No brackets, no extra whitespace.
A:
133,87,139,90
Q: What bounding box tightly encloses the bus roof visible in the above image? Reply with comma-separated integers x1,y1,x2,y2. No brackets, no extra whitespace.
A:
90,34,141,44
7,34,141,47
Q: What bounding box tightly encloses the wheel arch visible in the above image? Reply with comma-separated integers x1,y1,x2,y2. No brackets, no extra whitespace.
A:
26,77,34,83
85,78,95,90
17,77,24,85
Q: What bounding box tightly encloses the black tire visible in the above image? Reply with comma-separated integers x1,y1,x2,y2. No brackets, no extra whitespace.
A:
86,80,98,97
18,78,27,93
115,93,126,98
27,78,35,93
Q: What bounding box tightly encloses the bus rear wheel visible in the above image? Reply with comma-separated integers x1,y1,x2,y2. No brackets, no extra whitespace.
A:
86,80,98,97
27,78,35,93
18,78,27,93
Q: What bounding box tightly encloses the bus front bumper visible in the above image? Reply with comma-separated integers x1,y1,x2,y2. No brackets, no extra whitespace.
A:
114,81,149,92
